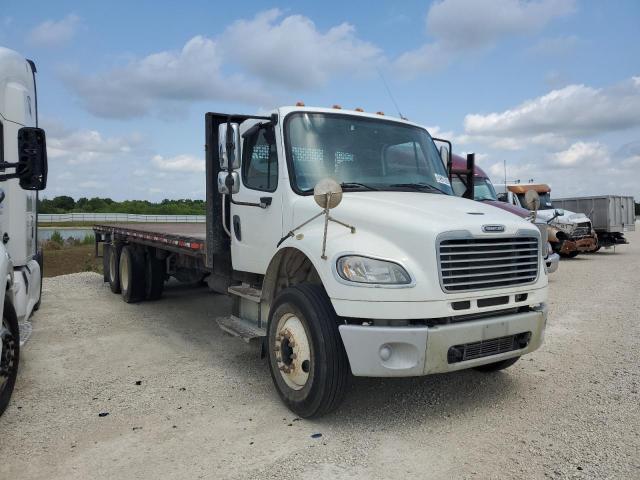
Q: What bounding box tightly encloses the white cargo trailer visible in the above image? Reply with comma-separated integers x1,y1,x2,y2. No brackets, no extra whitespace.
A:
553,196,635,248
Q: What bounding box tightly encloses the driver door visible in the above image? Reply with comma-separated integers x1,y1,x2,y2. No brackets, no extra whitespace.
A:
230,121,283,274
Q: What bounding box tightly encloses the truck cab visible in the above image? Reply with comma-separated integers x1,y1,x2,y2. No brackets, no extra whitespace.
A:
207,106,548,416
495,182,598,257
0,47,48,416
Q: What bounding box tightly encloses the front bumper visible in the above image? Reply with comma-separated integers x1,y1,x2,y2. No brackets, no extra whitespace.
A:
339,307,547,377
545,253,560,274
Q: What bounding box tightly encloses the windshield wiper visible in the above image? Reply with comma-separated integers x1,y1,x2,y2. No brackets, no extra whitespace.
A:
389,183,447,194
340,182,378,191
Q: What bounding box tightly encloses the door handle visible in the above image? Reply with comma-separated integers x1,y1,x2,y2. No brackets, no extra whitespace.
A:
260,197,272,208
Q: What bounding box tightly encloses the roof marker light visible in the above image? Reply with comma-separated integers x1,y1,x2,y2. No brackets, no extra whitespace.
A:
376,111,385,115
332,104,342,109
354,107,364,112
296,101,305,106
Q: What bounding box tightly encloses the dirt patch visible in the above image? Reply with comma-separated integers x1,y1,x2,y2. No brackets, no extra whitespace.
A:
43,244,102,277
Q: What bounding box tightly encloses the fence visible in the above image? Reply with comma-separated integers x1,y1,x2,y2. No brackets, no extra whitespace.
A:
39,213,206,223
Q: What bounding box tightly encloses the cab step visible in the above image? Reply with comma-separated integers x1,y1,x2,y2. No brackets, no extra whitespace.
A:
228,284,261,303
216,315,266,342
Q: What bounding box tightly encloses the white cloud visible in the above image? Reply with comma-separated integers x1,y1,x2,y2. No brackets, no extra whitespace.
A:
27,14,80,48
151,154,204,172
395,0,575,75
464,77,640,138
45,121,145,165
222,9,384,89
549,141,610,168
64,10,383,119
63,35,272,118
428,0,575,51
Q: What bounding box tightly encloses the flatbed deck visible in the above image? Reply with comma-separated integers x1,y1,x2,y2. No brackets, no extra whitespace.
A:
93,223,206,256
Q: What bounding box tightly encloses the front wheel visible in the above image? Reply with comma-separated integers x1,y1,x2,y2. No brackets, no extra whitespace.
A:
474,356,520,372
267,284,349,418
0,302,20,416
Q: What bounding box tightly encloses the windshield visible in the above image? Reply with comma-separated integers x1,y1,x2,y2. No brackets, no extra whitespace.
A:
517,192,553,209
284,112,453,195
451,175,498,201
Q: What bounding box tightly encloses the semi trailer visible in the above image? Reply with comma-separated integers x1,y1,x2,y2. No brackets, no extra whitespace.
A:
553,195,635,249
95,106,549,417
0,47,48,416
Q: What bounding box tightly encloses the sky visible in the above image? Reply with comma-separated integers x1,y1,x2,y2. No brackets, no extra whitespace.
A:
1,0,639,201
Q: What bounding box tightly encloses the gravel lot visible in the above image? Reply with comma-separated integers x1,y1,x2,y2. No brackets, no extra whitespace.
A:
1,230,638,479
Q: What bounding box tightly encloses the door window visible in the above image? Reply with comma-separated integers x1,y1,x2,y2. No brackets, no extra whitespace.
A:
242,127,278,192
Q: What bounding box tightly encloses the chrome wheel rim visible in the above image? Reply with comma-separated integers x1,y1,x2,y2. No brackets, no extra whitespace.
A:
0,316,17,393
274,313,311,390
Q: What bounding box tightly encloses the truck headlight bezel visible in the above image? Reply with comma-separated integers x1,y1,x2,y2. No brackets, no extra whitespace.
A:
334,254,414,287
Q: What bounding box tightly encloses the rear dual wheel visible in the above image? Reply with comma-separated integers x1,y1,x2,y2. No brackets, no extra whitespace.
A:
119,246,146,303
105,243,164,302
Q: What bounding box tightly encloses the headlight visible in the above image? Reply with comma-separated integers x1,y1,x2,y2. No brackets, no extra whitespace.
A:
336,256,412,285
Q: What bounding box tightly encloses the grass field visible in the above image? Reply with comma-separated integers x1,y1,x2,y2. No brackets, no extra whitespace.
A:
43,244,103,277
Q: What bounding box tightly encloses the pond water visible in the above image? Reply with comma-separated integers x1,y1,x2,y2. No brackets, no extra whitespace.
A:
38,228,94,241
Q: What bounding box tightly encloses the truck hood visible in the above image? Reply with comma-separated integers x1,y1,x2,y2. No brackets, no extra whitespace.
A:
292,192,537,231
287,192,545,304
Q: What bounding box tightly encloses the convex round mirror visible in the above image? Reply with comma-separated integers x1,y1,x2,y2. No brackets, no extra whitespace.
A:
314,178,343,209
524,190,541,211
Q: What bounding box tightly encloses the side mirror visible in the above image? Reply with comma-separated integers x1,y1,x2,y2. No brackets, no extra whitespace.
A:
439,145,450,167
218,123,240,170
17,127,48,190
217,171,239,194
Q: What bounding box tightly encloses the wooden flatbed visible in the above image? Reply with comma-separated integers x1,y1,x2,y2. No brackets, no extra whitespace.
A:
93,223,207,257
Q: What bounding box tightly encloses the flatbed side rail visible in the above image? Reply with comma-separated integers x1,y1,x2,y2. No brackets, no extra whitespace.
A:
93,224,206,257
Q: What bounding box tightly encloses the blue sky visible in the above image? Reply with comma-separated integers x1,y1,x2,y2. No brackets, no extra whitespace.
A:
2,0,639,200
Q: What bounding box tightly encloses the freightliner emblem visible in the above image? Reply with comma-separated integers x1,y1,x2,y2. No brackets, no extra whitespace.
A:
482,224,505,232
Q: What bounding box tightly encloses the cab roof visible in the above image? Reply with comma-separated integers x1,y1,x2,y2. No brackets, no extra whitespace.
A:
507,183,551,194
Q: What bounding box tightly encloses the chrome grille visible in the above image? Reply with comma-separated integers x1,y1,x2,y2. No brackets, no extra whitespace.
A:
439,236,539,292
573,222,591,237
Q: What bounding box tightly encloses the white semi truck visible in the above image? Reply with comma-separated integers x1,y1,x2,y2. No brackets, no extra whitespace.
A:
95,107,549,417
0,47,48,416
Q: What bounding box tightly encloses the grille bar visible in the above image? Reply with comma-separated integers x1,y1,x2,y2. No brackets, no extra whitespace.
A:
442,260,538,271
439,236,539,292
447,332,531,363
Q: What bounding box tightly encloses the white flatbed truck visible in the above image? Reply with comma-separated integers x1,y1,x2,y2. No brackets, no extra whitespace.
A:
95,107,549,417
0,47,48,416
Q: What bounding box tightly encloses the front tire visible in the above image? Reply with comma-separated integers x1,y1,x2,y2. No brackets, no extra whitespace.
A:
0,301,20,417
267,284,349,418
474,356,520,372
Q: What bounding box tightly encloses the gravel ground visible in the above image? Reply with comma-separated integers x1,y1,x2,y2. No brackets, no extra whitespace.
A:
1,230,638,479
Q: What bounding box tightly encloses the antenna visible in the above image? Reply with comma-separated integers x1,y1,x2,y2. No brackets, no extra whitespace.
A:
377,69,405,120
